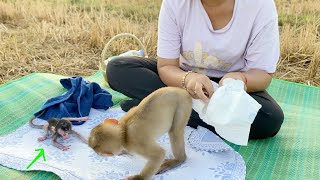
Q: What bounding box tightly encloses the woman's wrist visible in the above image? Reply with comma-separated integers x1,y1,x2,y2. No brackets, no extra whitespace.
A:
219,72,248,91
237,72,248,87
242,69,272,92
181,71,193,89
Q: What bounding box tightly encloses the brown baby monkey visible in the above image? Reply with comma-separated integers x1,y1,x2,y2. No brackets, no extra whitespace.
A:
30,117,88,151
88,87,192,180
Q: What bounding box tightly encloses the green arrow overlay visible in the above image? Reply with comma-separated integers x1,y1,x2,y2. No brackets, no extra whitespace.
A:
26,148,46,170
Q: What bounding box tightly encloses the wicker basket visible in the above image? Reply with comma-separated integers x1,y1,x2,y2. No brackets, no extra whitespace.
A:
100,33,148,84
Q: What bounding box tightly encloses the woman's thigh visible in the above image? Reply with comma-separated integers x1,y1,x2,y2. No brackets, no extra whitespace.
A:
106,56,166,100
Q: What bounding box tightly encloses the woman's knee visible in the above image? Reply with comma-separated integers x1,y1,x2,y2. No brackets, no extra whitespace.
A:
250,104,284,139
106,57,134,89
107,57,131,78
268,107,284,136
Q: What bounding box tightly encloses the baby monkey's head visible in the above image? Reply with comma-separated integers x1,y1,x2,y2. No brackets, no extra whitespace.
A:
56,120,72,140
88,122,124,156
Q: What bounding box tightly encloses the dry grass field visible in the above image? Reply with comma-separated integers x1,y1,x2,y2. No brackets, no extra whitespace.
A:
0,0,319,86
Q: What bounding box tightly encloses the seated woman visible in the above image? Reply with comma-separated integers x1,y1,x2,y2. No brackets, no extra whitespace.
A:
106,0,284,139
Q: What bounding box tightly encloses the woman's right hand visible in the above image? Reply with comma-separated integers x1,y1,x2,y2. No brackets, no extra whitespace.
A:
156,57,214,102
184,72,214,102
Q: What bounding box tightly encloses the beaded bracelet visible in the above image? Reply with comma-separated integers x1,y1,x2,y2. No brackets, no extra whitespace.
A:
181,71,193,89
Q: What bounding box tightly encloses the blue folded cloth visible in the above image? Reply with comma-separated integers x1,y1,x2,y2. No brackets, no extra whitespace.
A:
34,76,113,125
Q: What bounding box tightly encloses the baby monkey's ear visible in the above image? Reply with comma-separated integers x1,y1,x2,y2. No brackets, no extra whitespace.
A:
51,126,56,132
88,136,97,149
88,126,104,148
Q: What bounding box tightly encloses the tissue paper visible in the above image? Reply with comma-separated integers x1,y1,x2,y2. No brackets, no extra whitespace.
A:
192,78,262,145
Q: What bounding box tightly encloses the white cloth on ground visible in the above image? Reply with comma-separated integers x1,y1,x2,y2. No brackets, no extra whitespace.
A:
0,107,246,180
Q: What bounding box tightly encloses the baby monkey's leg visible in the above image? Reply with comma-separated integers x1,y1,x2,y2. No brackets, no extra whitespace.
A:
127,143,165,180
157,128,186,174
52,136,70,151
71,130,88,144
157,107,189,174
63,117,89,121
38,123,49,141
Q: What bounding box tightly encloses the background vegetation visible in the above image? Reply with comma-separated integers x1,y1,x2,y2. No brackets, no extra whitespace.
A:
0,0,319,86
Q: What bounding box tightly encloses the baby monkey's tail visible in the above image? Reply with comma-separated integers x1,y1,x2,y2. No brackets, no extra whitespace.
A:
29,110,46,129
29,117,43,129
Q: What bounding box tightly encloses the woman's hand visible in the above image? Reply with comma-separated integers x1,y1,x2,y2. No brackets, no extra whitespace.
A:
157,57,214,102
219,69,272,92
184,72,214,102
219,72,247,91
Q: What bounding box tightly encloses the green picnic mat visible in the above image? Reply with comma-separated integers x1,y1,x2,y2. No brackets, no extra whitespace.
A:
228,79,320,180
0,71,319,180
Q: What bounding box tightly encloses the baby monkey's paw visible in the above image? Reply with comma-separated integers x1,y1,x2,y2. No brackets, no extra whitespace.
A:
38,137,47,142
122,175,144,180
61,145,71,151
156,159,184,174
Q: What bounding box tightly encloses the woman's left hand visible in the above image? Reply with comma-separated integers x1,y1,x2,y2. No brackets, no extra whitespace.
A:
219,72,247,91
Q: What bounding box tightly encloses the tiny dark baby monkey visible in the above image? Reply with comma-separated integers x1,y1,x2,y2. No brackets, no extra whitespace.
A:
30,117,88,151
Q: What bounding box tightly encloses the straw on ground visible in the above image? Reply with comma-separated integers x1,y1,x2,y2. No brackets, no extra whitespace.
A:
0,0,319,86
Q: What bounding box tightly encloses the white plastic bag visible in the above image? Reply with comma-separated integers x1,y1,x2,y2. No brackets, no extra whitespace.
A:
192,78,262,145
